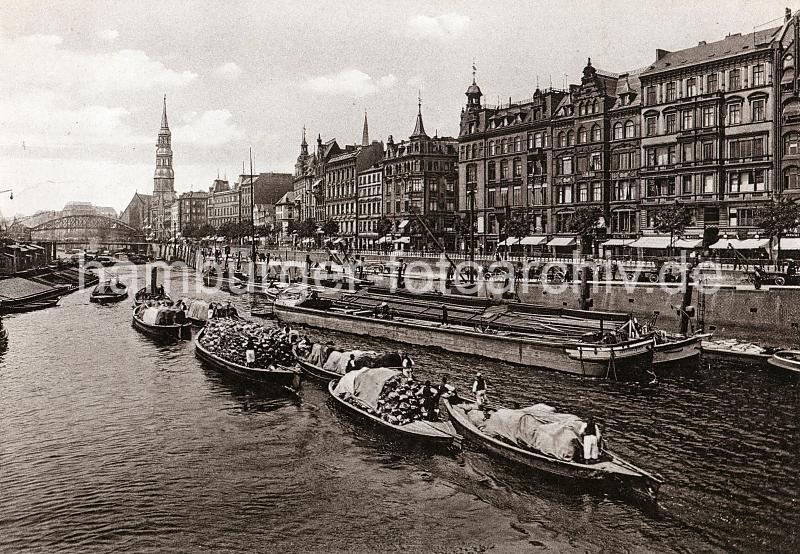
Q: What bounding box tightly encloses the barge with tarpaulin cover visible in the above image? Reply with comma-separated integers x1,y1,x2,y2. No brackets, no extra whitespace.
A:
274,289,654,378
445,397,662,500
293,342,403,382
132,304,192,340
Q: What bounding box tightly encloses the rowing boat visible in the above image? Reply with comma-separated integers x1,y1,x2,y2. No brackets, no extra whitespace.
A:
90,280,128,304
328,379,458,447
444,397,662,499
194,328,302,391
767,350,800,374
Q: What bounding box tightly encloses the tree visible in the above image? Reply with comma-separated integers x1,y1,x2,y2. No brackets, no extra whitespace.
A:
181,224,195,239
504,210,530,243
755,198,800,266
297,218,318,238
376,216,393,238
322,218,339,237
197,223,216,239
568,206,603,255
653,202,693,256
452,215,466,252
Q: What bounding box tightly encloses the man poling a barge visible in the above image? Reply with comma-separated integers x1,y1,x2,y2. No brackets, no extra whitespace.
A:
581,416,601,463
472,372,487,408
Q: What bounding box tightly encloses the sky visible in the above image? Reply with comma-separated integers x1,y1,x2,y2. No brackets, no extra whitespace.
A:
0,0,793,218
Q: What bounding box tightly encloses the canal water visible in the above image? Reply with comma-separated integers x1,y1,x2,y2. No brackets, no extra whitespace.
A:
1,265,797,553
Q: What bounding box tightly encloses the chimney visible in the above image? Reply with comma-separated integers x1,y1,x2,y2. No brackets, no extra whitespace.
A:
698,41,707,46
787,7,793,22
656,49,671,60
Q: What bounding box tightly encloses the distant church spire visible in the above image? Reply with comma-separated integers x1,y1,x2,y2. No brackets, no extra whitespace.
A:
361,111,369,146
161,94,169,129
411,91,427,139
300,125,308,155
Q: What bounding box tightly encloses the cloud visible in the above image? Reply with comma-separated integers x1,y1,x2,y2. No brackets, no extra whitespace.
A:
0,33,197,96
302,69,397,98
174,110,244,146
214,62,242,79
97,29,119,41
405,13,470,39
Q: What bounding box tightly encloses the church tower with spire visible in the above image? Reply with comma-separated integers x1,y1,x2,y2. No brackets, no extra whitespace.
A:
151,95,177,238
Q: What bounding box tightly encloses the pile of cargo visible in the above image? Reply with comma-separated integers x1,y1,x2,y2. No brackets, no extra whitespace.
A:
303,343,402,374
200,319,294,367
335,368,434,426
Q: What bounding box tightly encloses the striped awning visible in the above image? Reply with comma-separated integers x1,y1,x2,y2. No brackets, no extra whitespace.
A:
601,238,635,247
547,236,577,247
520,236,548,246
710,238,770,250
629,236,672,249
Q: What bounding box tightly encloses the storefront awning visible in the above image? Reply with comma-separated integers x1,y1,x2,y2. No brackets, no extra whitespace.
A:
629,236,672,249
710,238,770,250
673,238,703,249
520,236,548,246
498,237,520,247
375,236,392,244
397,220,410,230
392,236,410,244
547,237,577,247
780,237,800,250
601,238,635,247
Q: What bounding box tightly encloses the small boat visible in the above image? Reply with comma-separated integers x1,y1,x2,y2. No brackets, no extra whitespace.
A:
0,326,8,344
328,378,458,447
194,328,301,390
293,344,403,382
132,305,192,341
0,295,62,313
700,339,777,363
134,286,172,307
767,350,800,373
90,279,128,304
95,255,117,267
444,397,662,500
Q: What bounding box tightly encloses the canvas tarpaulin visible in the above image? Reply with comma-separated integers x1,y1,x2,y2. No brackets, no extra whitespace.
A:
323,349,380,375
186,300,210,322
481,403,586,461
332,367,400,409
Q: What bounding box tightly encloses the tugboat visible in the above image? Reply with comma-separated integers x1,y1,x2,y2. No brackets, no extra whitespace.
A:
90,279,129,304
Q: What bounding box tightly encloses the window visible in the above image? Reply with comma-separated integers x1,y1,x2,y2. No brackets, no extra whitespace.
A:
682,174,693,194
527,134,534,149
489,141,496,155
613,180,635,201
590,152,602,170
666,113,677,133
647,148,656,167
578,127,588,144
682,110,694,130
682,142,694,162
786,133,800,155
514,136,522,152
625,121,635,137
686,77,697,97
728,103,741,125
702,141,714,161
646,116,657,136
702,106,715,127
487,162,496,181
577,156,588,173
611,210,637,233
487,189,496,207
534,132,543,148
703,173,715,193
578,183,589,202
752,98,765,122
567,130,575,146
513,186,522,206
466,164,477,183
558,132,566,147
556,186,573,204
668,146,677,165
729,69,741,91
592,182,602,202
513,158,522,178
613,122,623,140
501,139,509,154
500,160,509,179
646,86,656,105
592,125,601,142
753,64,765,86
784,166,800,189
707,73,718,92
560,157,573,175
666,81,676,101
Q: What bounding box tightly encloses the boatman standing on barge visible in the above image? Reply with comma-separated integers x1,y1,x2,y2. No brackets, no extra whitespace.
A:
472,372,487,407
581,416,601,463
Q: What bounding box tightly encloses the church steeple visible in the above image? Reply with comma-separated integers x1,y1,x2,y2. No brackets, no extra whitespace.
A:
154,94,175,196
301,125,308,155
160,94,169,129
465,60,483,112
410,91,428,139
361,111,369,146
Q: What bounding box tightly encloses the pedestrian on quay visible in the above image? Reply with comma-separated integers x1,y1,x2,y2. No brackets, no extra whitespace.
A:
306,254,312,276
472,372,487,408
441,303,449,326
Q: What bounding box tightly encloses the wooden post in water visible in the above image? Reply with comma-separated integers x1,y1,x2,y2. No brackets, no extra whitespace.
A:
678,266,694,335
150,267,158,295
579,266,592,311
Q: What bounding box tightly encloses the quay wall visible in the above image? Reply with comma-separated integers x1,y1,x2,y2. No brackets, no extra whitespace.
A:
169,246,800,346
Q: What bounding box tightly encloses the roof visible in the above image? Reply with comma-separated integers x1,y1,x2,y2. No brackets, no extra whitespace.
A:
612,70,643,109
643,27,780,75
252,172,293,205
276,190,295,205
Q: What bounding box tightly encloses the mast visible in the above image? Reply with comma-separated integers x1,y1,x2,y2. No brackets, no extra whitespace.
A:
249,148,256,269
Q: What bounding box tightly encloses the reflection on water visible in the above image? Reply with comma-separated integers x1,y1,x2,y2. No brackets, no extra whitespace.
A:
0,265,797,553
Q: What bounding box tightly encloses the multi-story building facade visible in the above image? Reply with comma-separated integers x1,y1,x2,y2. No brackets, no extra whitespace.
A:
458,10,800,256
458,76,565,253
293,128,318,222
638,28,777,247
322,118,384,247
313,136,343,223
383,104,458,250
356,164,383,249
172,191,208,237
275,190,296,241
248,172,293,229
206,179,238,230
